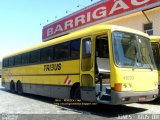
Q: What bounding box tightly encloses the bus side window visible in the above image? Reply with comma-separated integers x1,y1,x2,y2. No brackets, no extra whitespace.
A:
8,57,14,67
40,46,53,62
15,55,22,66
82,38,92,71
29,50,40,63
71,39,80,59
22,53,29,65
55,43,70,60
3,58,9,67
151,43,160,68
82,38,91,58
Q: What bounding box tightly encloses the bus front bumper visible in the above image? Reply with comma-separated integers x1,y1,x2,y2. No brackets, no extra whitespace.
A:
111,89,158,105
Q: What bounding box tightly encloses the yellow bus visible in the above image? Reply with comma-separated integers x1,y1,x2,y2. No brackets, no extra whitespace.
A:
150,36,160,97
2,24,158,105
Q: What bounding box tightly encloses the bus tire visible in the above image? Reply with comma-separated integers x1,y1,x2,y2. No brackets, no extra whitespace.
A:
10,81,15,93
17,81,23,95
70,83,81,99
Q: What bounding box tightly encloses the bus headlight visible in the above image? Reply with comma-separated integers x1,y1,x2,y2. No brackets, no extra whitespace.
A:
115,83,132,92
122,84,132,91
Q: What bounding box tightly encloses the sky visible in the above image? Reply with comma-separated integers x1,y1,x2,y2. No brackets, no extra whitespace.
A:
0,0,99,61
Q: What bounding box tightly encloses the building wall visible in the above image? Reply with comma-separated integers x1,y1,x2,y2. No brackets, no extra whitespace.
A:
106,7,160,36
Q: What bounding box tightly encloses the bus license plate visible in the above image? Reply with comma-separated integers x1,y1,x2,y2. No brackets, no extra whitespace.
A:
139,96,146,102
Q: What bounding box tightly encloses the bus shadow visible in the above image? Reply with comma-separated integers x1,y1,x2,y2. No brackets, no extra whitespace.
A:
20,93,148,117
0,88,147,117
58,104,147,117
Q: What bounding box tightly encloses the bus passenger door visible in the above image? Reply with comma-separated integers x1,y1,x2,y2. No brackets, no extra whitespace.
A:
80,37,96,102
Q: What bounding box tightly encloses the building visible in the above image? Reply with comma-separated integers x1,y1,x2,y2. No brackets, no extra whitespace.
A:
106,6,160,36
42,0,160,42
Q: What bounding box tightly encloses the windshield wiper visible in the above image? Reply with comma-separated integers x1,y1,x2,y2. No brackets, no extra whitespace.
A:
132,52,139,70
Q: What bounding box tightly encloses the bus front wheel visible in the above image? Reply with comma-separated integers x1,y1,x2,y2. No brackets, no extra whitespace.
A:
70,83,81,99
73,87,81,99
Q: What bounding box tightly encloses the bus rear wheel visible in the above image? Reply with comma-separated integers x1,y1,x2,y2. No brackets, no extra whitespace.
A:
10,81,15,93
17,81,23,95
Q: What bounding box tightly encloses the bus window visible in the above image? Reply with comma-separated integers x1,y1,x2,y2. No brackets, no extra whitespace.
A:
40,46,53,62
15,55,22,66
82,38,91,57
29,50,40,63
71,39,80,59
82,38,92,71
151,43,160,69
55,43,70,60
3,58,8,67
8,57,14,67
22,53,29,65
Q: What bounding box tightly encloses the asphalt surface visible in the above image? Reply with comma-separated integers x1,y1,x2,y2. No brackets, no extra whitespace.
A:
0,79,160,120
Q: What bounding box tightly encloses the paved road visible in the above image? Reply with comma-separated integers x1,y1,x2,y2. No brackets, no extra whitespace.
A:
0,80,160,120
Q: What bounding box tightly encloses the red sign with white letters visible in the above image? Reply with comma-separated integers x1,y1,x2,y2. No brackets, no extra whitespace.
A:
42,0,160,42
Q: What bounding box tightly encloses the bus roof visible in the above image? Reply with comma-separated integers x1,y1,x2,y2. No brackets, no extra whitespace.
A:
3,24,149,59
149,36,160,42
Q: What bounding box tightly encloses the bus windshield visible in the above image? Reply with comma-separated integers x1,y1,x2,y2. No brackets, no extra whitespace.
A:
113,31,156,69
